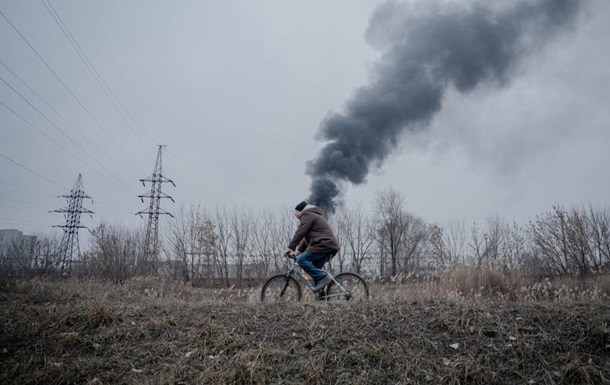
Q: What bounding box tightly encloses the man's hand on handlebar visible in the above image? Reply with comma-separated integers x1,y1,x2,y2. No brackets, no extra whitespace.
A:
283,248,298,258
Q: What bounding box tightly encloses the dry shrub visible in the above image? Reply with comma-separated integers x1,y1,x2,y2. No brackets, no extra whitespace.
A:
367,268,610,305
442,266,513,300
368,267,517,303
518,275,610,303
593,274,610,298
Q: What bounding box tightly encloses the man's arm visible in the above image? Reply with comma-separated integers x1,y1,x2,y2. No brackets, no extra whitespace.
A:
287,214,314,251
297,239,308,253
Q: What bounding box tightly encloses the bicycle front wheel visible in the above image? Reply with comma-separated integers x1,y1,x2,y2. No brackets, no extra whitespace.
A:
260,275,302,302
325,272,369,301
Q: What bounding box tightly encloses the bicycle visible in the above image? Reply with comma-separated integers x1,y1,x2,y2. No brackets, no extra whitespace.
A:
260,254,369,302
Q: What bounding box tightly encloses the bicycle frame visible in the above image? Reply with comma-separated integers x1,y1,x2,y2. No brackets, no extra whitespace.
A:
286,259,352,300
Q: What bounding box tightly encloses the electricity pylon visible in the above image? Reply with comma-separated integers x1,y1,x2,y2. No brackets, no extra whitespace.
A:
136,145,175,275
52,174,93,276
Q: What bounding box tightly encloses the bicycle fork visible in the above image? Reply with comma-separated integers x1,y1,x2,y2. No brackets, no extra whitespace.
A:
278,272,292,298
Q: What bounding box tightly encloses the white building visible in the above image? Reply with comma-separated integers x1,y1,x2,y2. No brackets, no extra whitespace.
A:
0,229,37,276
0,229,30,253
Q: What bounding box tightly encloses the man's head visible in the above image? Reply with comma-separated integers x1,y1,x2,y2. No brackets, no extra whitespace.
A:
294,201,307,219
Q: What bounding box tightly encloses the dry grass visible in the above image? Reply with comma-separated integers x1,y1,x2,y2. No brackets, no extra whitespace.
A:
368,268,610,304
1,272,609,384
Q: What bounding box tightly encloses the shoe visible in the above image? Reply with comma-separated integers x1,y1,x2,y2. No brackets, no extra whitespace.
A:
312,274,332,292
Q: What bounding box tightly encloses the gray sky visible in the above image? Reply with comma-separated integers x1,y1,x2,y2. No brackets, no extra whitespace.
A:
1,0,609,239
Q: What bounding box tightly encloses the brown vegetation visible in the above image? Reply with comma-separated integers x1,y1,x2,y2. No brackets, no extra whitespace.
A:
3,200,610,294
1,272,609,384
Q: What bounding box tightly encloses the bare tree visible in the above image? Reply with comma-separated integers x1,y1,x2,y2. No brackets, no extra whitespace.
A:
484,215,504,267
375,188,407,277
251,208,294,277
467,215,531,274
500,221,529,273
254,206,297,275
530,207,570,275
6,235,36,277
399,214,429,274
467,222,486,268
429,224,446,271
565,205,610,274
165,204,214,283
335,203,375,274
230,208,254,287
166,205,193,282
0,233,6,277
250,209,274,277
430,219,467,271
529,205,610,276
31,234,65,277
465,216,517,271
88,223,140,283
445,219,467,265
586,204,610,272
374,188,427,276
213,206,234,287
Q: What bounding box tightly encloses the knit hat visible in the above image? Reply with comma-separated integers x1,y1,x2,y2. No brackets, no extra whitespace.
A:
294,201,307,212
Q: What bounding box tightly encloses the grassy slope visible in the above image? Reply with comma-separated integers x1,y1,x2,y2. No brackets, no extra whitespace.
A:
1,279,609,385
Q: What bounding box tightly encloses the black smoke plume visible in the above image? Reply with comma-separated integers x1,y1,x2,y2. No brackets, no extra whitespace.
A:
306,0,583,213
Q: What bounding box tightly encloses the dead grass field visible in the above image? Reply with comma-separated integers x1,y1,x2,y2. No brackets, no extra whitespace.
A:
1,275,609,384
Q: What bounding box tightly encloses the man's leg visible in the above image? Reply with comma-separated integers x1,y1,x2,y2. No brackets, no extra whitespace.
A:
312,254,329,270
312,254,331,295
297,252,327,282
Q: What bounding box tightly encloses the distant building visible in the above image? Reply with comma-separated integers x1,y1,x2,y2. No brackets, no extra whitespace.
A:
0,229,37,276
0,229,34,253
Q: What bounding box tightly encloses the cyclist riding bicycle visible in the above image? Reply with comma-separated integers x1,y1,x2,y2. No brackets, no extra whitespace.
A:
284,201,340,293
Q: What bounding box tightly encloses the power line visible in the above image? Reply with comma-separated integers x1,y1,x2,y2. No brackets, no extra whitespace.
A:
0,205,48,213
0,59,142,181
0,187,55,197
0,179,60,194
41,0,155,159
0,8,146,175
91,200,135,216
0,180,130,216
0,193,131,219
165,148,275,208
0,197,56,209
0,218,53,227
0,100,83,163
0,73,137,192
0,182,130,216
0,99,136,194
0,152,68,190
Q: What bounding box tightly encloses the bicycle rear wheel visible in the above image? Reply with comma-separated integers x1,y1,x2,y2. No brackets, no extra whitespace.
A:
260,275,302,302
325,272,369,301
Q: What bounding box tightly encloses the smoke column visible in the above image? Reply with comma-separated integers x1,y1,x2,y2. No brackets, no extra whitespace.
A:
306,0,583,213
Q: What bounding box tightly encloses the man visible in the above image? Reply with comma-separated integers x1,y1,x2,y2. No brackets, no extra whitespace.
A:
284,201,340,292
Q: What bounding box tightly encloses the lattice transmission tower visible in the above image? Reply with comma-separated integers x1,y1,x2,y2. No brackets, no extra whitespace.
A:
137,145,175,274
52,173,93,276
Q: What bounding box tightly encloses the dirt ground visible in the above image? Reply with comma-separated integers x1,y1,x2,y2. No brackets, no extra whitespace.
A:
1,281,609,384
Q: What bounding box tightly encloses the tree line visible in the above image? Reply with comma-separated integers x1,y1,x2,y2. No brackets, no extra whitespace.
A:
1,188,609,285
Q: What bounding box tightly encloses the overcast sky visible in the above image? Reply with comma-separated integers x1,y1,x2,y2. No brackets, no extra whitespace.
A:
1,0,609,239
